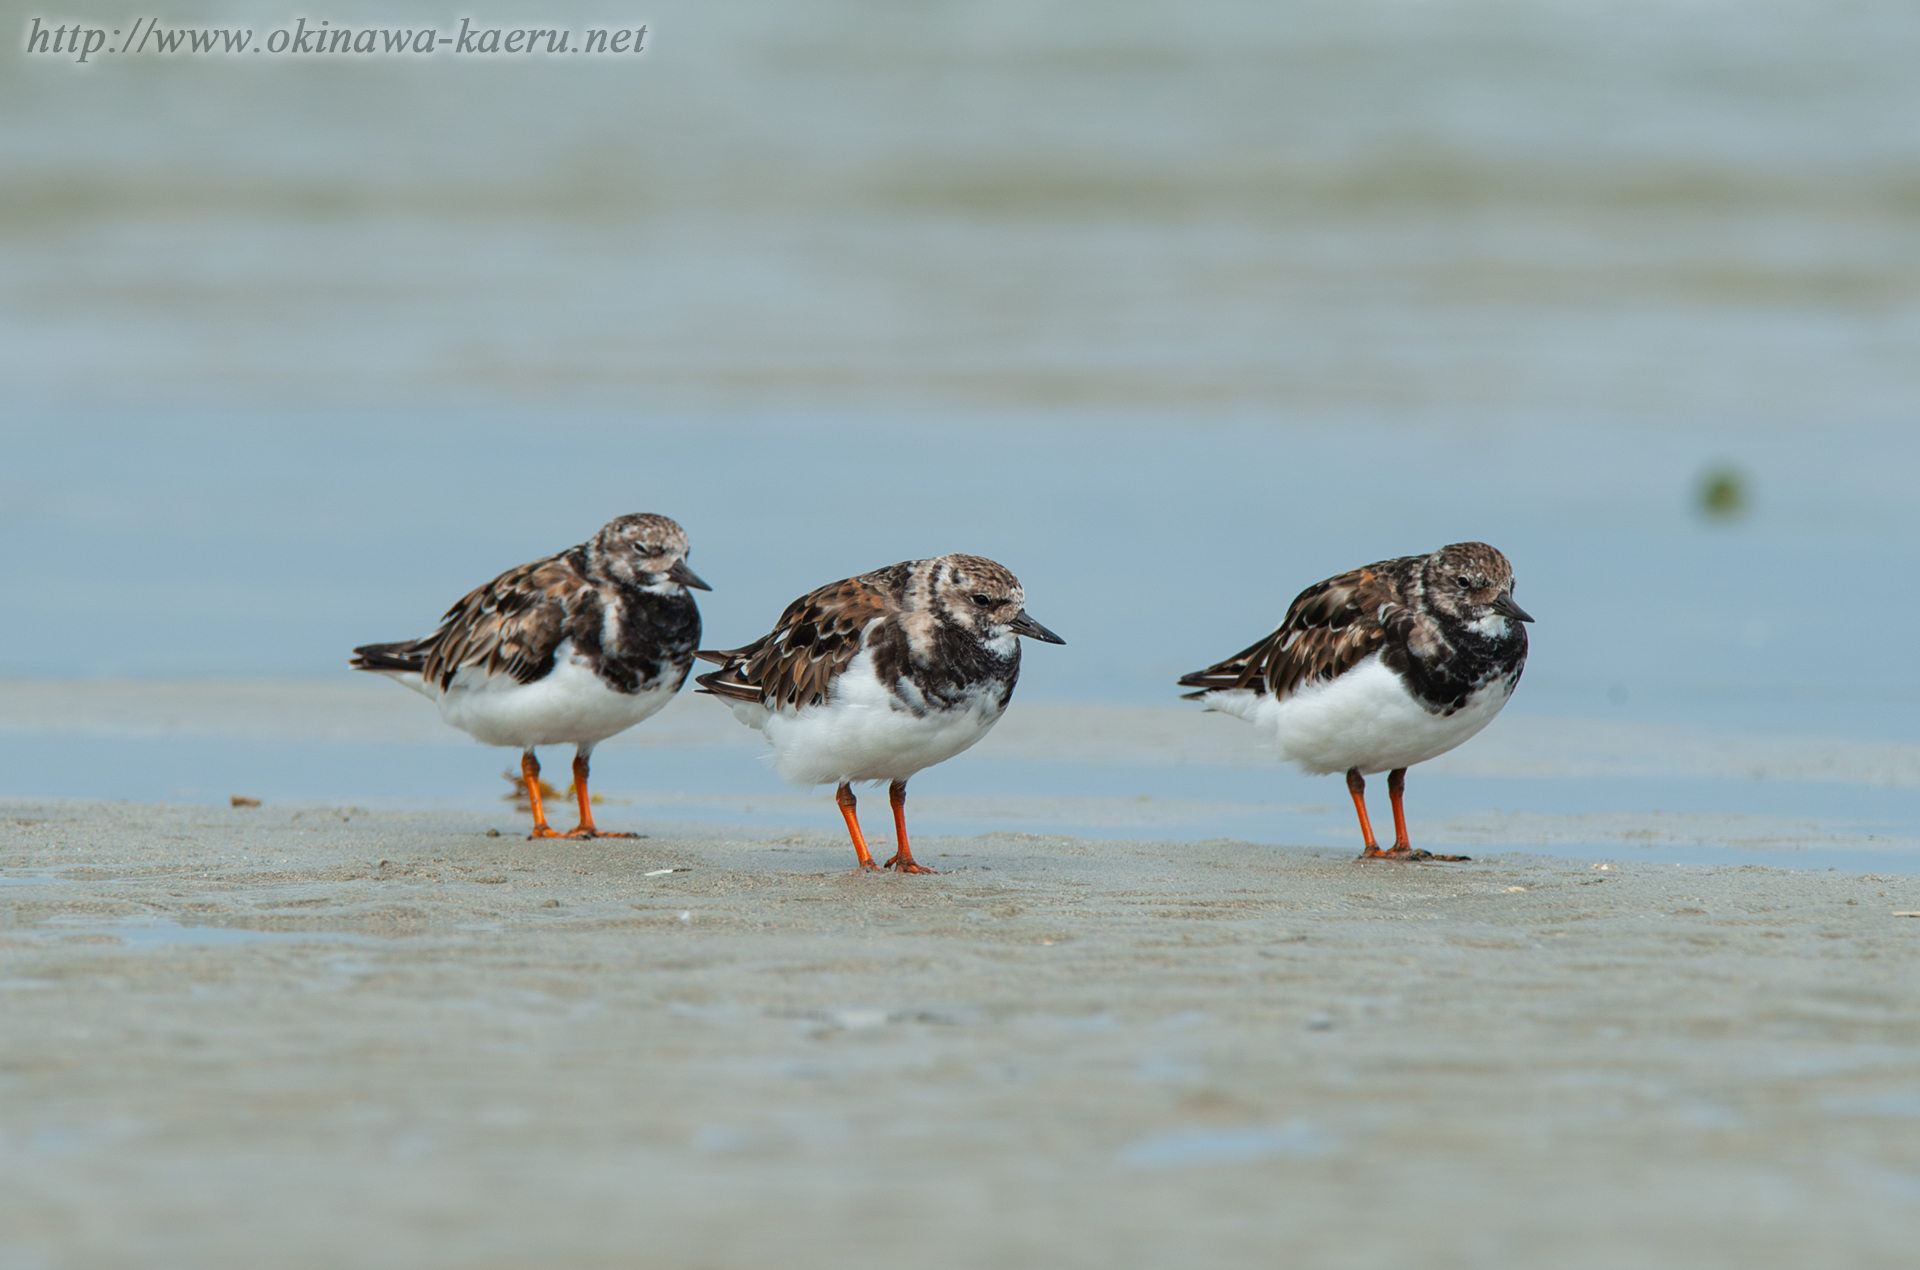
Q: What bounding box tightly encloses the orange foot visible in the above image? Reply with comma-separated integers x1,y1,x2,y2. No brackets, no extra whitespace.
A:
883,855,938,875
527,827,569,840
1359,846,1472,862
563,828,642,840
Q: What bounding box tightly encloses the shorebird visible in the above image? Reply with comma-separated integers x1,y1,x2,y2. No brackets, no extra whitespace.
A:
350,513,709,839
693,553,1064,873
1178,542,1531,861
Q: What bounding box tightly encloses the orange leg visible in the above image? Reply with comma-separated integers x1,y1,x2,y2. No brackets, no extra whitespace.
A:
882,780,936,874
1363,767,1471,863
1387,767,1412,852
837,783,879,870
523,752,564,839
564,750,638,839
1348,768,1385,858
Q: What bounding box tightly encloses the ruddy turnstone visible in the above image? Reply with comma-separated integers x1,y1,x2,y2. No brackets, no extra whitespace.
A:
693,554,1064,873
350,514,709,839
1178,542,1532,861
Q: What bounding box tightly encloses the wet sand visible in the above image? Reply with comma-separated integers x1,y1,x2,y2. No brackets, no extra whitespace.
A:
4,801,1918,1268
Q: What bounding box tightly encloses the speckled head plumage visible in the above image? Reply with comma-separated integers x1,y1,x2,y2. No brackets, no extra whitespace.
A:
1418,542,1530,629
910,553,1061,648
586,514,709,593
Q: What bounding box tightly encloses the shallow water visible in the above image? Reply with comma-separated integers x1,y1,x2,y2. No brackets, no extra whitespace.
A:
5,412,1916,724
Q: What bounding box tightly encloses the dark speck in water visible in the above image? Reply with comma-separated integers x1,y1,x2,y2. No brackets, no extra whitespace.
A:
1697,465,1748,520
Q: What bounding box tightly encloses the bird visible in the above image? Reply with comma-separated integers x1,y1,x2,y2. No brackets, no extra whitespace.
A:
692,554,1064,873
1177,542,1532,861
350,513,709,839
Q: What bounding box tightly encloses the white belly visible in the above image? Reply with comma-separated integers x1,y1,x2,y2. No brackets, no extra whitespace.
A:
1200,653,1515,776
719,650,1008,786
382,640,682,750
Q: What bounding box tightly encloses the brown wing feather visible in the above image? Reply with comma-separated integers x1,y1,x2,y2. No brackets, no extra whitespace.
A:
1178,559,1416,703
416,557,579,690
695,575,896,710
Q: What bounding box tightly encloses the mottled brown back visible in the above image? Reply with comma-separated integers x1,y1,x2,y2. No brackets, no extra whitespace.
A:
695,573,897,710
413,558,580,689
1178,557,1421,702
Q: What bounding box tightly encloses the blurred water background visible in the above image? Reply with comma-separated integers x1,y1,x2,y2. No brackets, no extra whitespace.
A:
3,0,1919,866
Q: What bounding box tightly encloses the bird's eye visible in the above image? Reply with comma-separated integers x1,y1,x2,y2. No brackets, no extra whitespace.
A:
1455,576,1475,589
971,594,992,607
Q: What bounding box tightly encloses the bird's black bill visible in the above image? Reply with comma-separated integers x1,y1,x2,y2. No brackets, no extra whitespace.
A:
1491,591,1534,623
668,559,713,591
1008,611,1066,644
